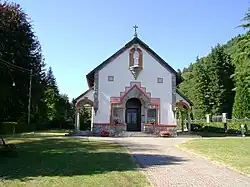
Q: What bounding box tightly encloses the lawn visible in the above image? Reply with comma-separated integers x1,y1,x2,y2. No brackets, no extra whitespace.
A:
0,132,150,187
180,137,250,175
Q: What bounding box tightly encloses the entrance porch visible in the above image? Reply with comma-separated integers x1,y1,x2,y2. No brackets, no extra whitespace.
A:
74,82,192,137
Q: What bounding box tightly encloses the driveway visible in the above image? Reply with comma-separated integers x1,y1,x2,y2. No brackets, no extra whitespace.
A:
89,137,250,187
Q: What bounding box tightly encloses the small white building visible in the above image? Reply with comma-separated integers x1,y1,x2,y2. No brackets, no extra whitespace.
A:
75,33,192,135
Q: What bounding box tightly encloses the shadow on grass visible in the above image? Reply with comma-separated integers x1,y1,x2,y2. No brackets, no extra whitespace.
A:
0,137,187,181
194,132,242,137
177,131,242,137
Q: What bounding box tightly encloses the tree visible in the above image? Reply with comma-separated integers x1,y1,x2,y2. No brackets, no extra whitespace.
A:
232,58,250,118
55,94,74,128
176,69,183,85
0,1,46,124
239,7,250,30
191,59,210,119
205,45,235,116
45,67,59,93
44,67,59,121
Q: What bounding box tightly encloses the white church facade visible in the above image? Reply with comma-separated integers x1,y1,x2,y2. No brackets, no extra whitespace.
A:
74,32,192,136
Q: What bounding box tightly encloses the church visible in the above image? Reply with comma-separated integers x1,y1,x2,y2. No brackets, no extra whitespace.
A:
74,27,192,136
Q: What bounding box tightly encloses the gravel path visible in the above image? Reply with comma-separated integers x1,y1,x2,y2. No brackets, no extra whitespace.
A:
89,137,250,187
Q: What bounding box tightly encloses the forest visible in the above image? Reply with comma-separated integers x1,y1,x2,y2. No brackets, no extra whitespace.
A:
178,7,250,120
0,2,77,133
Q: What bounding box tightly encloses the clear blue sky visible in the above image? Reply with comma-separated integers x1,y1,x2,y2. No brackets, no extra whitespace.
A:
15,0,249,100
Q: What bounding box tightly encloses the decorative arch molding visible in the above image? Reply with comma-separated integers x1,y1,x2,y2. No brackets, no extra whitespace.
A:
75,97,93,111
175,100,191,111
110,82,160,106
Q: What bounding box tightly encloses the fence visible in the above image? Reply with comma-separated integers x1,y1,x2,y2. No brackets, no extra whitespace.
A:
187,116,250,135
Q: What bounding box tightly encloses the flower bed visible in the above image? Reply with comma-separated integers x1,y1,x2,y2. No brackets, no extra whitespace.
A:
159,130,172,137
100,130,109,137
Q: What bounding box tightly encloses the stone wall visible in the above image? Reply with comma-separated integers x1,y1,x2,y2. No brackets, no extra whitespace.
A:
92,123,177,137
93,123,127,136
144,124,177,137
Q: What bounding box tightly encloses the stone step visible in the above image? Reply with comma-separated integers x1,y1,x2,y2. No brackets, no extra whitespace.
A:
117,131,159,137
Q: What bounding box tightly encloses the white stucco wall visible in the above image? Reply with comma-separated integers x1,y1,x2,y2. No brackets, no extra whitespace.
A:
94,44,175,125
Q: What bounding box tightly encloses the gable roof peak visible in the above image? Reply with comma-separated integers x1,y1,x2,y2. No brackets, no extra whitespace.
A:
86,36,177,87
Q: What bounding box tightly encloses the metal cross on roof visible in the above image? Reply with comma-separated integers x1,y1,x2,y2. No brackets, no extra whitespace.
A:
133,25,138,37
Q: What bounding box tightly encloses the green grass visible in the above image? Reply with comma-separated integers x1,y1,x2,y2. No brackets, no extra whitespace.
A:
180,137,250,175
0,132,150,187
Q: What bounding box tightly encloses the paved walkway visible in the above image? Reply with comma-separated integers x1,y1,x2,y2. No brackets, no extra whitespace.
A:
89,137,250,187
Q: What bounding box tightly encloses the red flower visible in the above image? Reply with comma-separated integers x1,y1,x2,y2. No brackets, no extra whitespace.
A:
159,130,172,136
100,130,109,135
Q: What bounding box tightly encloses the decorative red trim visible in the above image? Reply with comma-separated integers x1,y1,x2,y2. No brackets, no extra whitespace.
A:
110,81,162,125
113,123,127,126
158,124,177,127
150,98,160,105
93,123,127,126
120,84,150,101
110,81,160,105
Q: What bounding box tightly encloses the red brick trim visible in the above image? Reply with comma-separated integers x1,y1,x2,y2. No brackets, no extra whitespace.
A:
110,82,161,105
158,124,177,127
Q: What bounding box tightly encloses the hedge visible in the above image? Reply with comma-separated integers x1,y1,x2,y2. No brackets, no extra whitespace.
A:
0,119,75,135
191,121,250,135
0,122,36,135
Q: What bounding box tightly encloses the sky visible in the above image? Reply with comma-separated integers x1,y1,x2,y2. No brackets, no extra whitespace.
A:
15,0,249,100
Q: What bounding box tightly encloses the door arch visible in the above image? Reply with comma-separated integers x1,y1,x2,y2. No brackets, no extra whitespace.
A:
126,98,141,131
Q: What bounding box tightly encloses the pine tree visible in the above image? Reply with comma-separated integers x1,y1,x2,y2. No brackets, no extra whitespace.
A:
206,45,235,116
44,67,59,121
191,58,210,119
239,7,250,30
0,1,46,123
232,58,250,118
176,69,183,85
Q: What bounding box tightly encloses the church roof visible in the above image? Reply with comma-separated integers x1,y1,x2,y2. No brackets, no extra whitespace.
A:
176,89,193,106
86,36,178,87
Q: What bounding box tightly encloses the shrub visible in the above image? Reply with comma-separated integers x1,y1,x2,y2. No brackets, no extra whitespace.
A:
0,121,36,135
191,121,250,135
191,123,202,131
0,122,17,135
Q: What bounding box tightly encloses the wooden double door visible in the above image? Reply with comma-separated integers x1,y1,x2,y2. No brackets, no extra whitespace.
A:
125,98,141,131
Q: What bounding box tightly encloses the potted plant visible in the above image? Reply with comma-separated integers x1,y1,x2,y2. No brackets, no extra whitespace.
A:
148,119,156,125
100,129,109,137
113,117,121,125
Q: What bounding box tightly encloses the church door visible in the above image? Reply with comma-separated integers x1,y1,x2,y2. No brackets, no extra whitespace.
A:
125,98,141,131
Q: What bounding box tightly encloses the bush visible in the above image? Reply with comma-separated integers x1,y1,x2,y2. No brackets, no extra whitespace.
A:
0,122,17,135
0,121,36,135
191,121,250,135
191,123,202,131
